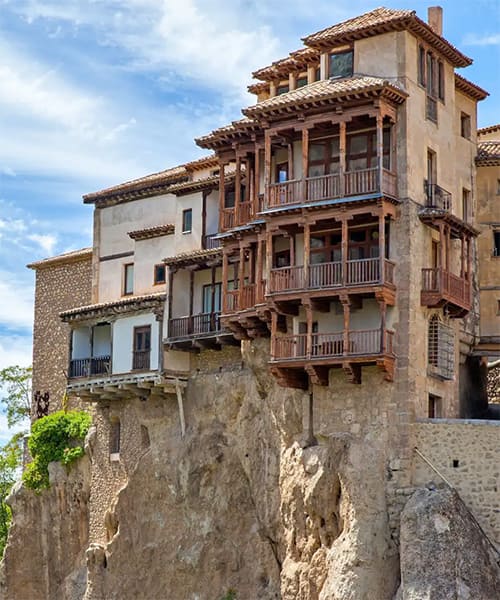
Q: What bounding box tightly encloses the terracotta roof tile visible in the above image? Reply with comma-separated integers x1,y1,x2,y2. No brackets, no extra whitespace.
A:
242,76,407,119
252,47,319,81
195,117,260,148
27,247,92,270
128,225,175,240
167,172,236,195
476,141,500,166
60,292,166,320
454,73,488,101
302,7,471,68
478,124,500,137
184,154,218,170
163,247,222,267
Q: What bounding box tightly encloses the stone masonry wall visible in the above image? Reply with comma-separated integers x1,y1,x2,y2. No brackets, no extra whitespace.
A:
412,419,500,547
30,251,92,417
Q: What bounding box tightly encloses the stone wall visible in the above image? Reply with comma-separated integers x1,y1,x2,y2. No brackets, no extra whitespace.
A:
412,419,500,547
29,250,92,417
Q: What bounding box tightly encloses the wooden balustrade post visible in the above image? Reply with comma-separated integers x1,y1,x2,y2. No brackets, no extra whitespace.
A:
210,266,216,330
460,233,465,278
305,301,313,359
235,156,241,225
341,217,348,286
266,229,273,294
264,131,272,206
256,237,264,302
239,243,246,308
376,113,384,190
271,312,278,358
222,251,229,312
289,233,295,267
288,140,294,182
379,210,386,283
341,295,351,356
218,163,226,232
189,270,194,334
378,297,387,353
339,121,346,197
254,146,261,212
302,128,309,201
304,221,310,289
167,267,175,334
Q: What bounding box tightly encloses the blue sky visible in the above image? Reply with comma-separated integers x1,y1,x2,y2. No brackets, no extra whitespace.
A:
0,0,498,439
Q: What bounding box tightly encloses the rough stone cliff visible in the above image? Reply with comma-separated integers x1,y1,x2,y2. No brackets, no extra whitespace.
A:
1,340,499,599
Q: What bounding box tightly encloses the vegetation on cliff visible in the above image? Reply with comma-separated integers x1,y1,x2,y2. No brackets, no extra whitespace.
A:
23,410,91,491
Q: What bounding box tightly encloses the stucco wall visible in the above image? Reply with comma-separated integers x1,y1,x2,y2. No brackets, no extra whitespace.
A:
30,253,92,416
412,419,500,546
112,312,160,374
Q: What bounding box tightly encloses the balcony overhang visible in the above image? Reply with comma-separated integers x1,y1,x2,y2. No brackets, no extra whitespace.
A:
418,208,479,238
66,371,187,401
60,293,166,324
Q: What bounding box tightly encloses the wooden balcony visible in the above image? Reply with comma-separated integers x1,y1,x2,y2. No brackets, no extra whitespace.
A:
268,258,395,296
202,234,221,249
270,329,395,388
223,283,265,313
421,268,471,317
167,312,235,350
69,356,111,379
265,167,397,210
132,350,151,371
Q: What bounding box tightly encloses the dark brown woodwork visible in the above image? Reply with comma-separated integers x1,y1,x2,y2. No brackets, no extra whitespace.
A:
305,364,329,386
343,362,362,384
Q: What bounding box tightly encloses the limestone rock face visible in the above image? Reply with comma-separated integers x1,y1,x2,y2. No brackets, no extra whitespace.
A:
397,487,500,600
0,457,91,600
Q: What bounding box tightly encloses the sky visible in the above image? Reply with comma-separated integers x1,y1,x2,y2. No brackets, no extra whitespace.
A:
0,0,499,440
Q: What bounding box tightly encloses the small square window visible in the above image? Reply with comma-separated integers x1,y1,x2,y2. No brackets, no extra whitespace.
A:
182,208,192,233
296,76,308,88
154,264,166,285
277,84,289,95
123,263,134,295
315,66,321,81
329,50,353,79
494,231,500,256
460,113,471,139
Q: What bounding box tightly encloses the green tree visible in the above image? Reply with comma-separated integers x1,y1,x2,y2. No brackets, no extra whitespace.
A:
0,365,32,555
0,366,32,429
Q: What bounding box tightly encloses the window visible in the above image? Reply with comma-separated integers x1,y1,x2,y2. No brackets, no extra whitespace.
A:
202,282,222,313
296,76,308,88
329,50,353,78
497,179,500,195
438,61,445,101
462,189,471,223
418,45,426,86
308,137,339,177
123,263,134,295
133,325,151,370
460,113,471,139
182,209,192,233
346,129,391,172
428,394,442,418
277,84,289,95
154,264,166,285
109,418,120,455
428,315,454,380
496,300,500,315
315,67,321,81
493,231,500,256
425,51,438,122
224,190,235,208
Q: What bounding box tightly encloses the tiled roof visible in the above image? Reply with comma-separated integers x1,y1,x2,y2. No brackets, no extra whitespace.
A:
163,247,222,267
454,73,488,101
242,76,407,119
167,173,236,195
60,292,166,321
476,141,500,166
478,124,500,137
252,47,319,81
128,225,175,240
27,247,92,270
302,7,471,68
184,154,219,171
195,117,260,149
247,81,270,95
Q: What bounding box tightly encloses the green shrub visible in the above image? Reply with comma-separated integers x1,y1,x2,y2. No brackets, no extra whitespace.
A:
23,410,91,491
220,591,237,600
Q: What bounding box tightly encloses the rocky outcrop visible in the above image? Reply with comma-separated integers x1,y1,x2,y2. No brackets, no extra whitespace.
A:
0,457,91,600
397,486,500,600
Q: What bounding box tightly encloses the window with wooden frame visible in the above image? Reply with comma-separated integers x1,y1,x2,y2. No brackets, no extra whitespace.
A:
202,282,222,314
308,137,340,178
182,208,192,233
109,418,121,456
418,45,426,86
346,129,390,172
428,394,442,418
460,113,471,139
497,179,500,195
123,263,134,296
315,66,321,81
438,61,445,101
329,50,353,78
296,75,308,88
154,263,166,285
132,325,151,371
277,84,289,95
462,189,471,223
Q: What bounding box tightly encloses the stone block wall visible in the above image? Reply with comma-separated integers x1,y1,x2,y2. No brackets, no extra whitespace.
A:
29,249,92,417
412,419,500,547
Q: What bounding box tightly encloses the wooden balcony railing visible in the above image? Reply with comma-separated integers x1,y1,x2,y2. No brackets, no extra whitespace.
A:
265,167,397,209
168,312,222,339
421,268,470,307
272,329,394,360
69,356,111,378
268,259,395,294
221,208,235,230
239,201,252,224
132,350,151,371
202,234,221,249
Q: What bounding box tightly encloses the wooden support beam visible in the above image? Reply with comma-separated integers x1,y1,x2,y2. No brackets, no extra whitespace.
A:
341,294,350,357
304,221,310,288
376,113,384,188
264,131,272,188
301,128,309,182
218,163,226,232
287,141,294,181
254,146,261,211
256,238,264,302
235,156,241,225
379,209,386,282
222,251,229,313
305,365,329,387
175,379,186,438
341,217,348,286
339,121,346,197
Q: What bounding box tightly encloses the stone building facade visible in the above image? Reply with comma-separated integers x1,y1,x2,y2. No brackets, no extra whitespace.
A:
15,7,499,600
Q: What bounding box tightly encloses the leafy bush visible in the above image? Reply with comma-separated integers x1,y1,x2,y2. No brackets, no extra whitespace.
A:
220,591,237,600
23,410,91,491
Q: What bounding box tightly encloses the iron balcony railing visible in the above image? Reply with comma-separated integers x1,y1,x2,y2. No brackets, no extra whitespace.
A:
424,182,452,211
69,355,111,378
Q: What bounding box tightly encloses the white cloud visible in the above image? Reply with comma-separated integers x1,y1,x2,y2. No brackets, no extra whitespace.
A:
0,271,34,332
463,33,500,46
27,233,57,255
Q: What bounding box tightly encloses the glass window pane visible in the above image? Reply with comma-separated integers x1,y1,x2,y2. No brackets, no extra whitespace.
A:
124,264,134,295
297,77,308,88
311,252,327,264
347,157,367,171
349,134,368,155
311,236,325,248
329,51,353,78
182,209,192,232
309,142,326,161
309,164,325,177
330,137,339,155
